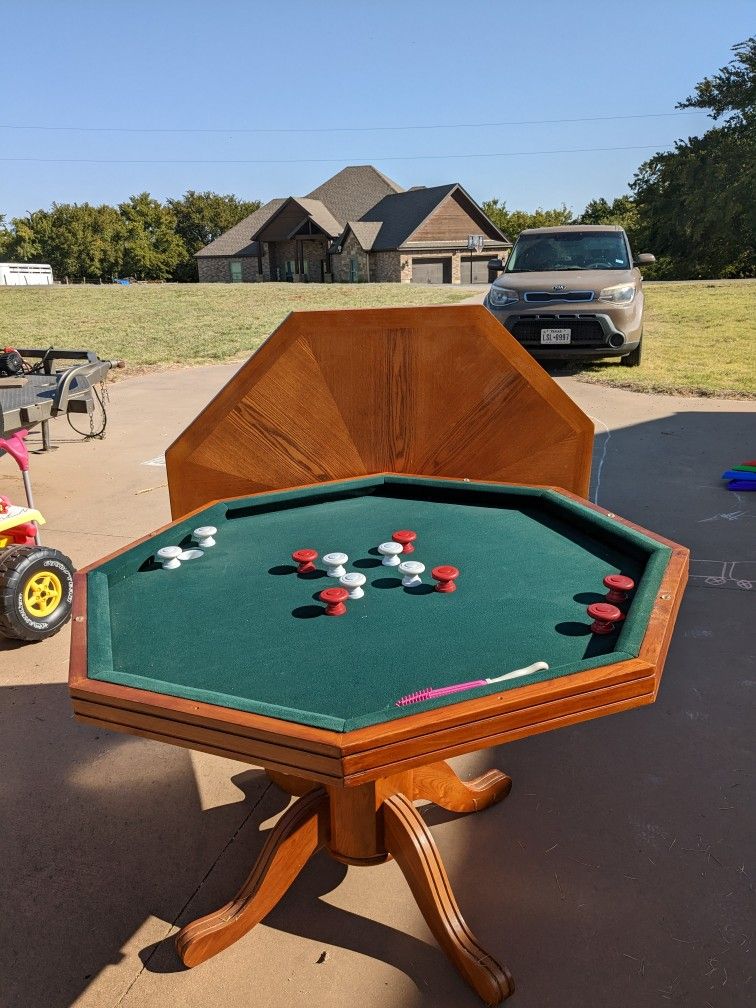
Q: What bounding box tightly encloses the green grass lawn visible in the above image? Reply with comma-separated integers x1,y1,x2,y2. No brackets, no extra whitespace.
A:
0,279,753,397
556,280,755,398
0,282,471,369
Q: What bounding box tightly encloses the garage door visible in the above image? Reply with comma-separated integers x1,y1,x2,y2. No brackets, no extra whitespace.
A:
411,258,451,284
460,256,490,284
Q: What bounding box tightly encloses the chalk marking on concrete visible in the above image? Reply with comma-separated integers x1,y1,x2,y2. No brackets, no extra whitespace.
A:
588,414,611,506
689,560,755,591
699,511,756,523
142,455,166,467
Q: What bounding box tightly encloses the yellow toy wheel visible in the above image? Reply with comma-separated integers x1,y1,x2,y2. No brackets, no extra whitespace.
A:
0,545,74,641
23,570,64,618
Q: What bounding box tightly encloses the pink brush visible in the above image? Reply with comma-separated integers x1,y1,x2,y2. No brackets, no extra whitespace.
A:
395,661,549,706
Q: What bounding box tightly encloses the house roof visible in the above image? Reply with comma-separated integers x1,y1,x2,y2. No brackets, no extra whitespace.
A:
343,220,384,251
253,197,344,241
342,183,510,251
194,199,286,257
305,165,403,226
196,166,403,258
296,198,344,236
195,168,509,259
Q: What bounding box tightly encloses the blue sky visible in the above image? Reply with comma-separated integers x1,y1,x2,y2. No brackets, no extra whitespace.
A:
1,0,753,220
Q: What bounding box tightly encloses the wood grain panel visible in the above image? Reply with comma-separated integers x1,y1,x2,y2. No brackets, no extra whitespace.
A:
409,190,504,243
191,335,366,489
166,306,594,517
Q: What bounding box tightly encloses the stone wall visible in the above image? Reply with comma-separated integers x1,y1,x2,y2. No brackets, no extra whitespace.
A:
197,256,263,283
331,231,370,283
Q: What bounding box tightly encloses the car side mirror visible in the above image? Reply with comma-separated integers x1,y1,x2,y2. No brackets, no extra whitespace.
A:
635,253,656,265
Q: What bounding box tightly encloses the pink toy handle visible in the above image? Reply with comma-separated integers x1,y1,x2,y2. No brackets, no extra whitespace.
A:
395,678,488,707
424,679,487,699
0,429,30,472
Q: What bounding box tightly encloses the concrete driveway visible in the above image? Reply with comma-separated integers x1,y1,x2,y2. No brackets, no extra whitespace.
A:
1,365,754,1008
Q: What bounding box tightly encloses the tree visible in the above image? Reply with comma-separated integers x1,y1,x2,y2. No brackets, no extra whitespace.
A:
119,193,186,280
482,200,574,244
679,35,756,122
630,37,755,279
576,194,640,250
167,191,261,281
0,214,11,258
7,203,126,279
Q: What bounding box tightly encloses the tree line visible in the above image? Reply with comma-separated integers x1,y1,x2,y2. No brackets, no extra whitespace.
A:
0,191,261,283
484,37,755,279
1,38,752,282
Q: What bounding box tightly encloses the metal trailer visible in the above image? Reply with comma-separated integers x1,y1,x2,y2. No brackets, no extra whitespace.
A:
0,348,124,449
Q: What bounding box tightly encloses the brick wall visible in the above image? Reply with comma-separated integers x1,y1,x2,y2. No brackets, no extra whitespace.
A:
198,243,509,284
397,246,510,283
196,256,264,283
372,252,401,282
269,238,329,282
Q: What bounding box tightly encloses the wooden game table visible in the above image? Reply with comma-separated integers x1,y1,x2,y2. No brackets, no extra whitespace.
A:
69,307,687,1003
70,475,687,1003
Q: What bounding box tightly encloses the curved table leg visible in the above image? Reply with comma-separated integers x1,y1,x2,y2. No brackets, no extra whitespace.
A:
383,793,514,1004
177,788,327,968
413,761,512,813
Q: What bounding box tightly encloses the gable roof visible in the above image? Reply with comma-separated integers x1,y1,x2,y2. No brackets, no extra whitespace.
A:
342,183,510,251
194,199,285,257
196,166,403,258
253,197,343,241
305,165,403,226
195,169,508,258
342,220,384,251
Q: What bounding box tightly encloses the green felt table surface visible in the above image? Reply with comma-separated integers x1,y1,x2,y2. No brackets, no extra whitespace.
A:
87,477,671,731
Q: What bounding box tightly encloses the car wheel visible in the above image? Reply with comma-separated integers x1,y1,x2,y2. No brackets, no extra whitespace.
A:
0,545,75,641
620,336,642,367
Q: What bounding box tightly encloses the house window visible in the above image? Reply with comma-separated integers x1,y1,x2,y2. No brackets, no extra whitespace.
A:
302,259,309,280
349,257,359,282
285,259,295,281
229,261,243,283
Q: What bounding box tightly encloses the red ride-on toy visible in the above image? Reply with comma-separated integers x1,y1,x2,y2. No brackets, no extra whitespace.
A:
0,430,74,641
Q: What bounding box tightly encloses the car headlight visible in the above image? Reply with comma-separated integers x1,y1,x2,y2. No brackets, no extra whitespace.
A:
488,286,518,307
598,283,636,303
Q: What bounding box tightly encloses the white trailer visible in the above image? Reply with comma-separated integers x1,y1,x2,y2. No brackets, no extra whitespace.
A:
0,263,54,285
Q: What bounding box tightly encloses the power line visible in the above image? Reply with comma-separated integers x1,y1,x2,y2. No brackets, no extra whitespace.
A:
0,143,671,165
0,111,705,135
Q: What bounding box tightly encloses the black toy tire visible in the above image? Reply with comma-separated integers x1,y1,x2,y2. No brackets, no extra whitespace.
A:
620,336,642,367
0,546,75,642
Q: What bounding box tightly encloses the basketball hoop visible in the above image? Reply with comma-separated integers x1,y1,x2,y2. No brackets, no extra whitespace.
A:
466,235,485,283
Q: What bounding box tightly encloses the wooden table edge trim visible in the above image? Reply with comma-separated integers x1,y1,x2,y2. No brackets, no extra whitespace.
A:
71,710,347,786
69,575,345,757
343,689,656,787
340,673,656,781
70,668,655,788
338,657,654,753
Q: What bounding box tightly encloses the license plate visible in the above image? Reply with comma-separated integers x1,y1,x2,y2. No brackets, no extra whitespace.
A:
541,329,571,344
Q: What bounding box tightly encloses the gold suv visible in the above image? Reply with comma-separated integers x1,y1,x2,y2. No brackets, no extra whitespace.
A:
485,225,655,367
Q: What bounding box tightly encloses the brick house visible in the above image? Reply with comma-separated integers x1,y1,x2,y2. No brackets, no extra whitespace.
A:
195,165,510,284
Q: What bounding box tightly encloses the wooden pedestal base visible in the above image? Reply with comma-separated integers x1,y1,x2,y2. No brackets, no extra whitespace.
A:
176,760,514,1005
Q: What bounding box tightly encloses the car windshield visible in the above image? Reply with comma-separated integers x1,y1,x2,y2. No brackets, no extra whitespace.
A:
505,232,630,272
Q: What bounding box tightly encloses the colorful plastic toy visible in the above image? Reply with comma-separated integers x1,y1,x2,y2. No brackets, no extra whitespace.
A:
0,430,74,641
